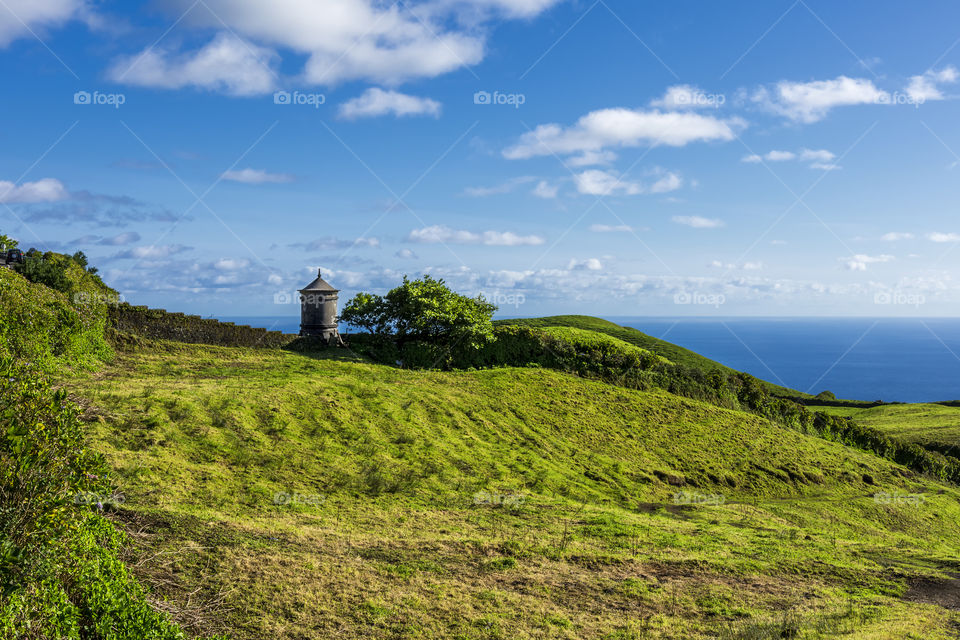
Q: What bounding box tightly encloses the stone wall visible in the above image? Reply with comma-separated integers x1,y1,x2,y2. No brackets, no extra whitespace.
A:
109,303,298,348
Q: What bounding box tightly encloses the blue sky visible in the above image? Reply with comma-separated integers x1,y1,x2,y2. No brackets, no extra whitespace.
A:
2,0,959,318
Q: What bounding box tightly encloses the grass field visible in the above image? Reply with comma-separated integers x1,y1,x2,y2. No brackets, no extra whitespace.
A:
57,338,960,639
813,402,960,457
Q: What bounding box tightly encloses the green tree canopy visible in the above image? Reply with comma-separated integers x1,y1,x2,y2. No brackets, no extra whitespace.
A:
341,276,497,350
0,233,17,252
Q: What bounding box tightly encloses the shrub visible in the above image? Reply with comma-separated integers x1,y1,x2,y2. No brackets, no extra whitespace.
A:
0,358,203,638
342,276,497,352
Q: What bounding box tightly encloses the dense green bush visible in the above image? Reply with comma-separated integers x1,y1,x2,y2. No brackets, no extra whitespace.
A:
0,267,112,370
0,359,198,638
342,276,497,352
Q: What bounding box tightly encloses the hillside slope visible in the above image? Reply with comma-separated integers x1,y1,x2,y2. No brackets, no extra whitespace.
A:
60,338,960,639
498,315,810,399
813,402,960,457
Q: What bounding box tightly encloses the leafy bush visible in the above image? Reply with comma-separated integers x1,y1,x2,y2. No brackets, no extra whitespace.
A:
0,267,112,370
342,276,497,353
0,358,201,638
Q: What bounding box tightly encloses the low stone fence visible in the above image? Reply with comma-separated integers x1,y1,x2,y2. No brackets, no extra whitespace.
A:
109,303,298,348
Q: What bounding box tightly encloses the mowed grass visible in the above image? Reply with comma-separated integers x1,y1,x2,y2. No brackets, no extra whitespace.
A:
60,340,960,639
813,402,960,455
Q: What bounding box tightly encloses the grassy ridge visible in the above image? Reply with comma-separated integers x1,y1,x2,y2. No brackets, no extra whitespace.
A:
57,338,960,638
497,315,809,398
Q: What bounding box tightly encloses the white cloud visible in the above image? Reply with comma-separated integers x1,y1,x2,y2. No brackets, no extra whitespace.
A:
649,171,682,193
764,150,797,161
843,254,894,271
463,176,535,197
407,224,544,246
395,248,419,259
566,150,617,167
928,232,960,243
589,224,634,233
115,0,559,90
338,87,442,119
531,180,559,199
799,148,836,162
109,33,280,96
574,170,642,196
709,260,763,271
221,168,294,184
905,66,958,102
568,258,603,270
215,257,251,271
573,169,682,196
753,76,888,123
114,244,192,260
672,215,724,229
881,232,914,241
503,108,743,160
0,0,85,47
742,148,838,170
0,178,68,203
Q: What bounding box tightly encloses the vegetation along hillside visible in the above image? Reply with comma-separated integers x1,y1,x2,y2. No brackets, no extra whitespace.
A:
5,253,960,638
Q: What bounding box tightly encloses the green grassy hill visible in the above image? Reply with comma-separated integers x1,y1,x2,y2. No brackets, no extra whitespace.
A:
7,257,960,638
813,402,960,457
55,338,960,639
498,315,810,399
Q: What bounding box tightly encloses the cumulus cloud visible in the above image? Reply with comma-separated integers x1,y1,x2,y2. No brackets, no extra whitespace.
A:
905,67,958,102
111,0,559,91
710,260,762,271
881,232,914,241
109,33,280,96
503,108,743,160
221,168,294,184
0,0,85,47
573,169,682,196
672,215,724,229
574,170,642,196
928,232,960,243
566,150,617,167
407,224,544,246
339,87,441,119
568,258,603,270
742,148,838,170
395,248,418,259
0,178,68,203
531,180,559,199
753,76,887,123
843,254,894,271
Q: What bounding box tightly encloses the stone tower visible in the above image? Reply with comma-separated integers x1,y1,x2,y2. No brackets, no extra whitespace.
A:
299,269,339,341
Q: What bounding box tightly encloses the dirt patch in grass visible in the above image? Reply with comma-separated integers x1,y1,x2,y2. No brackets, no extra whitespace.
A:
905,573,960,611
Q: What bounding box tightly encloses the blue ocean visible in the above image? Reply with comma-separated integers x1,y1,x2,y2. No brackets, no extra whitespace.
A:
220,316,960,403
